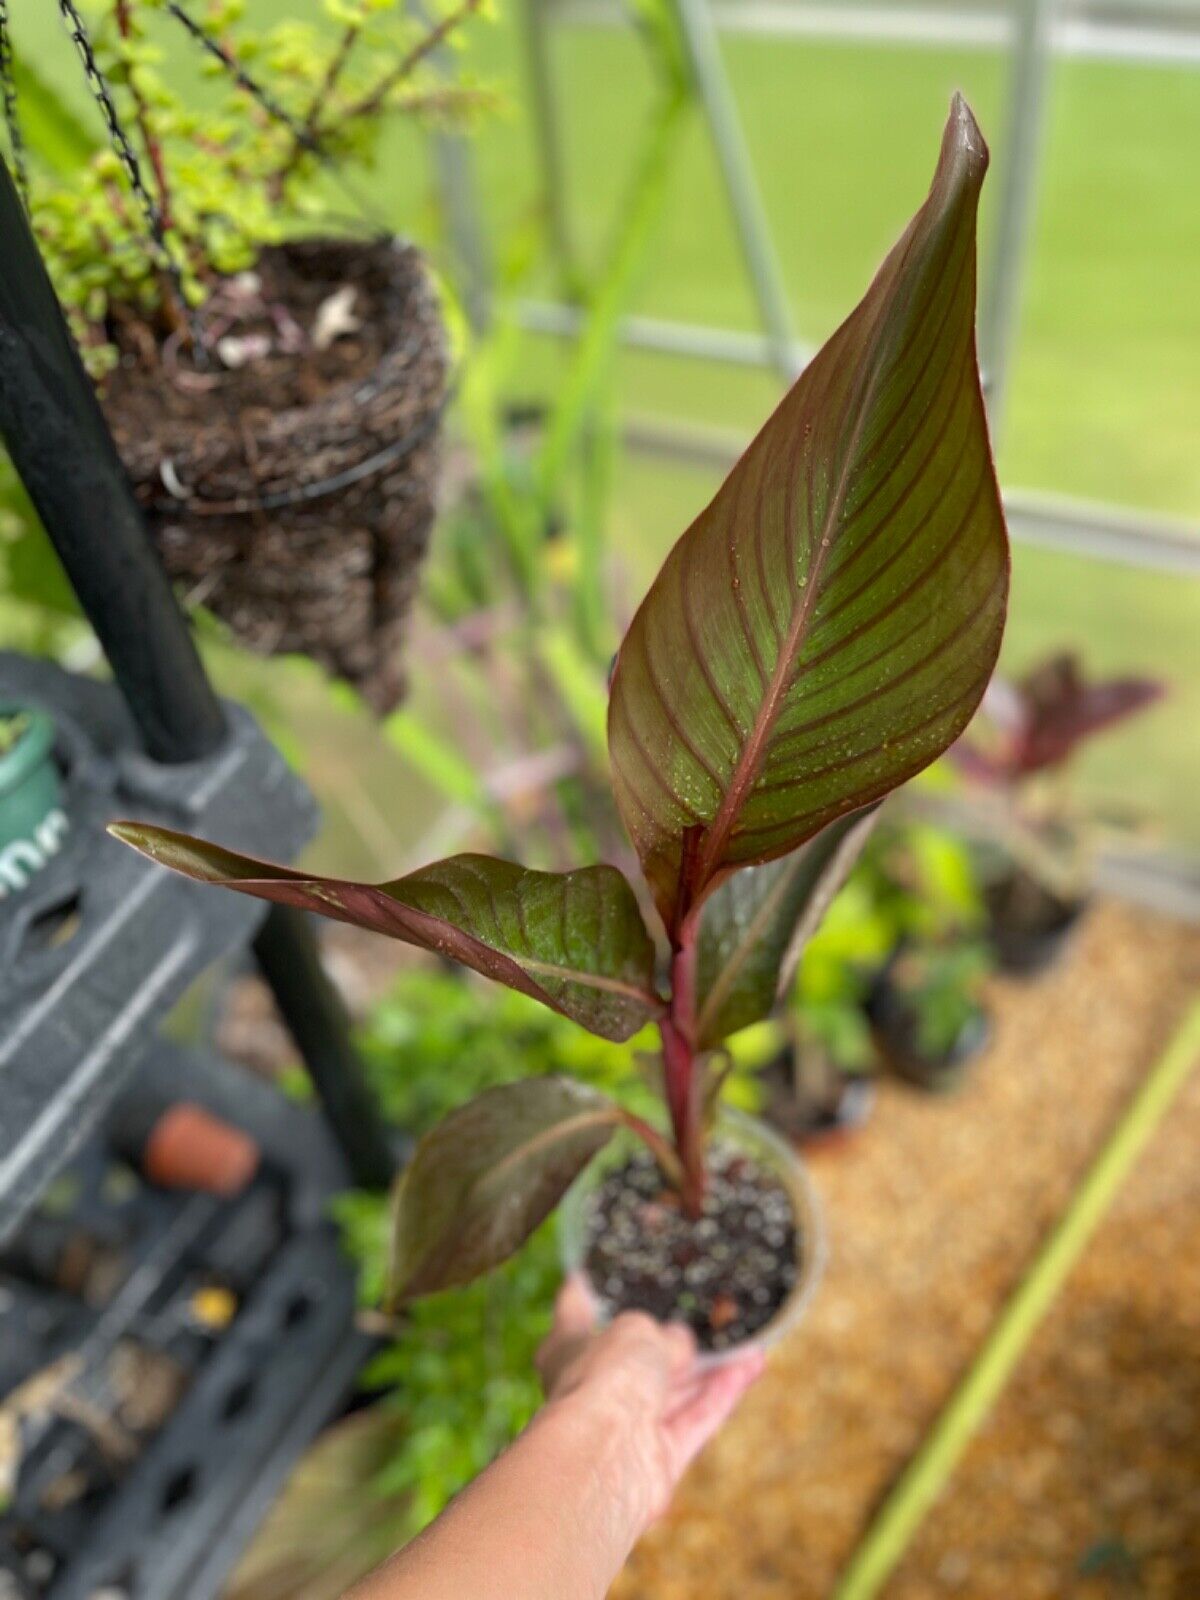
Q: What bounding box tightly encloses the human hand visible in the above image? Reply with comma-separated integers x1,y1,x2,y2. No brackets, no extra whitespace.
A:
535,1276,765,1537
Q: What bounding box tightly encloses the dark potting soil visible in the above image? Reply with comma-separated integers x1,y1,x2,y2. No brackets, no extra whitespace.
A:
582,1146,799,1355
105,244,397,417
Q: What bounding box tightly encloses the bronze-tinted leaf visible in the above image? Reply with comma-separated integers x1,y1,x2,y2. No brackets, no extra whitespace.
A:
108,824,663,1042
608,97,1009,932
693,805,879,1047
389,1077,620,1299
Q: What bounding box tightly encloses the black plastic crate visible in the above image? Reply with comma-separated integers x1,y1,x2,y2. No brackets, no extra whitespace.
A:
0,654,318,1242
0,1040,374,1600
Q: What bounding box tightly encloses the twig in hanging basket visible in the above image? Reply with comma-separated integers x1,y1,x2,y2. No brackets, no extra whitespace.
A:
325,0,485,132
161,0,322,155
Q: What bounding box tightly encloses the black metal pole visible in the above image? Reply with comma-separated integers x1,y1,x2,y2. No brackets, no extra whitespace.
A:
0,158,227,764
0,155,395,1188
252,908,396,1188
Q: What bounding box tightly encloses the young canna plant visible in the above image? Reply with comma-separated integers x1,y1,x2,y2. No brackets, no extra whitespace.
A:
953,652,1164,795
112,98,1009,1344
951,651,1165,972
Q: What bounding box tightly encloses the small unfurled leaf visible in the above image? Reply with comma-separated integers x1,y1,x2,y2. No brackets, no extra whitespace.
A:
693,806,880,1047
108,825,663,1042
608,97,1009,933
389,1077,621,1299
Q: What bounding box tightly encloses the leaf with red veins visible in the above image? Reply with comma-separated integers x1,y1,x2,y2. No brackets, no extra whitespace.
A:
607,97,1009,933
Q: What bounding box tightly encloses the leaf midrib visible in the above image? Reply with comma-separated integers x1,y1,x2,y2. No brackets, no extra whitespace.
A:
477,1107,620,1207
691,256,908,906
408,1105,620,1291
518,954,664,1009
217,871,662,1011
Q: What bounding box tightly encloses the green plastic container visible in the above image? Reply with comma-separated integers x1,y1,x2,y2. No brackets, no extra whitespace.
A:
0,706,68,902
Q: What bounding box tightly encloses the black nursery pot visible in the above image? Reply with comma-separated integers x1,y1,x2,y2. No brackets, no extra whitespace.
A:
983,867,1089,977
560,1111,825,1366
757,1045,876,1148
866,977,992,1094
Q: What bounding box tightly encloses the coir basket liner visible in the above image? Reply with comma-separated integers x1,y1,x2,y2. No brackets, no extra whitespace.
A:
103,236,447,713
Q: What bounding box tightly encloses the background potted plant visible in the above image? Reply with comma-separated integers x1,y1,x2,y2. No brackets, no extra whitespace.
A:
867,937,992,1093
854,814,995,1090
0,705,68,901
754,872,886,1145
951,652,1165,973
26,0,492,711
111,98,1009,1359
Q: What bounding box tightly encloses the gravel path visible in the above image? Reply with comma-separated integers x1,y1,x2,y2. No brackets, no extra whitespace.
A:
613,900,1200,1600
886,1002,1200,1599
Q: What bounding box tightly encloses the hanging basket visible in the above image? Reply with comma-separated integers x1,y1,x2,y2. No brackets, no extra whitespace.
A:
102,236,447,714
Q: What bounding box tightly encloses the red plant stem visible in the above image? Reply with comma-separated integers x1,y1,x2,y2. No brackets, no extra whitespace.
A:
660,937,705,1218
616,1110,684,1191
303,20,360,135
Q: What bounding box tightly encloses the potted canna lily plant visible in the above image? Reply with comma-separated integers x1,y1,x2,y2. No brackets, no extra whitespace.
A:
952,652,1165,973
112,98,1009,1358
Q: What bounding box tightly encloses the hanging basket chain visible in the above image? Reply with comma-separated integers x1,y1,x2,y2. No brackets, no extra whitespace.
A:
56,0,199,343
161,0,322,154
162,0,391,232
0,0,29,209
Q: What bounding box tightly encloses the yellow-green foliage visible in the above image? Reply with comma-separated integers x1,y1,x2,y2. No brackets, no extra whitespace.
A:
32,0,495,372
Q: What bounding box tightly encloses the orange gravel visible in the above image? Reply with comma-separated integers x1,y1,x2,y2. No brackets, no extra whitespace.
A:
886,1000,1200,1599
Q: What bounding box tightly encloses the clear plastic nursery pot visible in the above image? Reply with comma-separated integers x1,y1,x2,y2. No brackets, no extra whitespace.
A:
560,1108,826,1369
0,706,67,902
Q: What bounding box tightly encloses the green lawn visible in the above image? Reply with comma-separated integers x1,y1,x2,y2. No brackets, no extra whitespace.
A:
437,21,1200,520
9,5,1200,847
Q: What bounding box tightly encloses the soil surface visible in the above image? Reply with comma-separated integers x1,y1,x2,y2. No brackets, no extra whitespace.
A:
583,1147,799,1354
611,899,1200,1600
105,245,397,419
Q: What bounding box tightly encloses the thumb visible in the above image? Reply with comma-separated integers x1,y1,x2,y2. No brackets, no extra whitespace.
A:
554,1274,597,1339
536,1274,597,1393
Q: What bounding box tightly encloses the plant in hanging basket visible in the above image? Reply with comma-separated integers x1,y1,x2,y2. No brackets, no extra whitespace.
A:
25,0,494,710
951,652,1166,972
112,101,1009,1357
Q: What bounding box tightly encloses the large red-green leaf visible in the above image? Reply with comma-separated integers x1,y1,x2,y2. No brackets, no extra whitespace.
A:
109,824,662,1042
389,1077,621,1299
608,97,1009,933
693,805,879,1047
